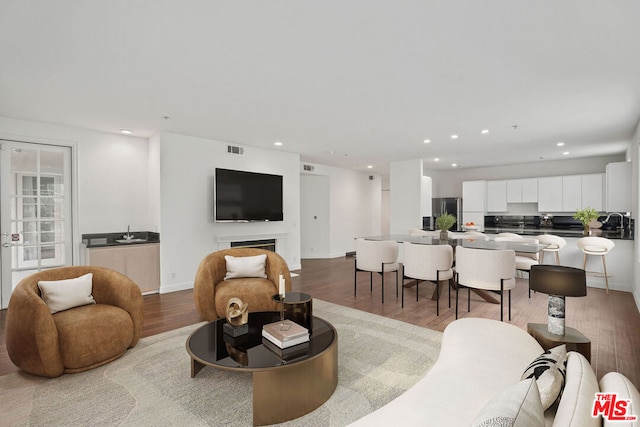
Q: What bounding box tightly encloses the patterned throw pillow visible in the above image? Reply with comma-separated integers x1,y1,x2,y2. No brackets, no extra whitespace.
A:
472,378,544,427
521,345,567,410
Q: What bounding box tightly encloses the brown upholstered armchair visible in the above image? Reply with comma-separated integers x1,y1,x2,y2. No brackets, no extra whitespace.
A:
194,248,292,321
5,266,144,378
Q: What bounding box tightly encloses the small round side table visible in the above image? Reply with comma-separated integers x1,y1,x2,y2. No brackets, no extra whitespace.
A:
272,292,313,331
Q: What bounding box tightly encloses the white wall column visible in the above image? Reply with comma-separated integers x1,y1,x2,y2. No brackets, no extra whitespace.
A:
390,159,425,234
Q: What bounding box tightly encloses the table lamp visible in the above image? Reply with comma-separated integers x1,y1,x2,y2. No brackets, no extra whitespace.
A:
529,264,587,335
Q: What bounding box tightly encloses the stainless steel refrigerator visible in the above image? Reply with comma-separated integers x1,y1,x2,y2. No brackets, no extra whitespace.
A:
431,197,463,231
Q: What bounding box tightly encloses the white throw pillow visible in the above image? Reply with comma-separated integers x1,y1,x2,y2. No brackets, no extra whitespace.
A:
224,254,267,279
521,345,567,410
472,378,544,427
38,273,96,314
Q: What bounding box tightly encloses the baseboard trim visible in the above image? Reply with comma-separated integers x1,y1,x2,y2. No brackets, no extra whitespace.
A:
160,281,193,294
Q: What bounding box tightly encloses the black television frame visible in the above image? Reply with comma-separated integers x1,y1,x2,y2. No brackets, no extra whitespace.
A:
214,168,284,222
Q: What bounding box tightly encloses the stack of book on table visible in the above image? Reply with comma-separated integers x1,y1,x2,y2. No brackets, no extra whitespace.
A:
262,320,309,359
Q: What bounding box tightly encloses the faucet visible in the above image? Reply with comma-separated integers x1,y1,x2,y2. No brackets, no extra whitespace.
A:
603,213,625,231
123,225,134,240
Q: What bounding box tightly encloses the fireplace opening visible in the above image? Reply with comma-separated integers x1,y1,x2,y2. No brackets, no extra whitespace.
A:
231,239,276,252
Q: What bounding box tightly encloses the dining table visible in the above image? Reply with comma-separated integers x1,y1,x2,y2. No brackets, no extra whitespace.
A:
359,234,549,304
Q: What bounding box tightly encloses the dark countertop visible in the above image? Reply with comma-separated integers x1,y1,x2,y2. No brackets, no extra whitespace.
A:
483,227,633,240
82,231,160,248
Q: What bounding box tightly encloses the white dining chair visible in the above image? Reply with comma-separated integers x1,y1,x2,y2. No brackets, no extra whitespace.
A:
401,242,454,315
536,234,567,265
354,238,400,304
493,235,540,297
576,236,615,294
455,246,516,321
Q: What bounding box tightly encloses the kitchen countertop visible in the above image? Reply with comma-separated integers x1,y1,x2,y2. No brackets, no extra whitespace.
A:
82,231,160,248
483,227,633,240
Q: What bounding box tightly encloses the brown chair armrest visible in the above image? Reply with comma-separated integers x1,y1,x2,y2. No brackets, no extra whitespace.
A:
5,279,64,377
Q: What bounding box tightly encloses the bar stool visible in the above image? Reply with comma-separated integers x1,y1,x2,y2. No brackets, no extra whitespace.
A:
536,234,567,265
576,237,615,294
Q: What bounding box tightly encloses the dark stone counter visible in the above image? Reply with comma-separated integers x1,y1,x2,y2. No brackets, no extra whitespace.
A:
82,231,160,248
483,227,633,240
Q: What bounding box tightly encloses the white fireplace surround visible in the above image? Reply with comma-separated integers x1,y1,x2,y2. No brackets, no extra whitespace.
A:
215,233,289,252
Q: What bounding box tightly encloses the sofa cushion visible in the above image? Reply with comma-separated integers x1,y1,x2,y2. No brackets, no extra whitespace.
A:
522,345,567,410
224,254,267,279
552,352,600,427
214,278,277,317
53,304,133,371
472,378,544,427
38,273,96,314
598,372,640,426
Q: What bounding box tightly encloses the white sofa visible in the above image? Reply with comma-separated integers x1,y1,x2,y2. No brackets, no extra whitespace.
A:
349,318,639,427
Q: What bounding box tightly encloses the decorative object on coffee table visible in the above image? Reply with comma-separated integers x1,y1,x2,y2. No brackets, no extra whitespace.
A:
272,291,313,330
529,264,586,335
223,297,249,336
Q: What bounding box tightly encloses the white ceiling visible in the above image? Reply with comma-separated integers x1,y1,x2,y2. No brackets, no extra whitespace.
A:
1,1,638,174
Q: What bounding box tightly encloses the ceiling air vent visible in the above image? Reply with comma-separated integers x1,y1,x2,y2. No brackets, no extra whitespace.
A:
303,164,315,172
227,145,244,155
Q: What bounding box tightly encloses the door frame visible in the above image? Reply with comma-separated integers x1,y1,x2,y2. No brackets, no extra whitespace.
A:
0,134,79,308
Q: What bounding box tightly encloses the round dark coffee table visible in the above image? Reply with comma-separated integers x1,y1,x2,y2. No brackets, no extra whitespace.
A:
186,311,338,426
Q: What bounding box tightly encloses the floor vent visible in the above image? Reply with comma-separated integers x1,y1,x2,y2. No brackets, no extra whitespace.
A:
303,164,315,172
227,145,245,155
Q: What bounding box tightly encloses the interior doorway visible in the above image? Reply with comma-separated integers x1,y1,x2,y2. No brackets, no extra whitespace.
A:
0,140,74,308
300,174,330,258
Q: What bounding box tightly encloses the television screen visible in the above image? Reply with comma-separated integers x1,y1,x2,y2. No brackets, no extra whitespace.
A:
214,168,284,222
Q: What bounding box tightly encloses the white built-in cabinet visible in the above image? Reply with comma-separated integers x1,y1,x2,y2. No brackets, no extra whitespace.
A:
606,162,632,212
486,180,507,212
462,180,486,230
506,178,538,203
462,180,486,212
538,174,604,213
538,176,563,212
581,174,604,211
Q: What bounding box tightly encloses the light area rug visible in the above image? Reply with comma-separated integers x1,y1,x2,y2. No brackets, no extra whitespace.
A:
0,300,442,427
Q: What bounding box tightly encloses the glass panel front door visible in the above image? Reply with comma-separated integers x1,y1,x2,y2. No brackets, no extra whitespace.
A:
0,141,73,308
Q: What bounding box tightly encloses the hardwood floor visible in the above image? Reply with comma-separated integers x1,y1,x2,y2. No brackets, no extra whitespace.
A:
1,256,639,387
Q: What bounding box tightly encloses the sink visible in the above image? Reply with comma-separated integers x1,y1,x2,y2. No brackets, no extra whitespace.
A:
115,238,147,244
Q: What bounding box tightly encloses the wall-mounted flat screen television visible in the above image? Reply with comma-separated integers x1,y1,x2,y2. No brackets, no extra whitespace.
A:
214,168,284,222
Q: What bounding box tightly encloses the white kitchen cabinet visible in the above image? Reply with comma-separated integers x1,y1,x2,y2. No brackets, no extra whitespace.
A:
538,176,563,212
85,243,160,293
606,162,632,212
562,175,582,212
462,180,486,212
506,180,522,203
581,173,604,211
506,178,538,203
486,180,507,212
521,178,538,203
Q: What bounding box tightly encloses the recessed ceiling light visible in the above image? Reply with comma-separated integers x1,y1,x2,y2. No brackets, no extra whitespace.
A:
367,165,373,169
452,163,458,167
423,139,431,144
120,129,133,135
451,134,458,140
434,158,440,162
481,129,489,134
274,141,283,146
557,142,565,147
563,151,570,155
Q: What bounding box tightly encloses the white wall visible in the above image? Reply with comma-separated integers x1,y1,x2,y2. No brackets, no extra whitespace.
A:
299,163,382,257
0,116,151,240
428,155,625,198
158,132,301,293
